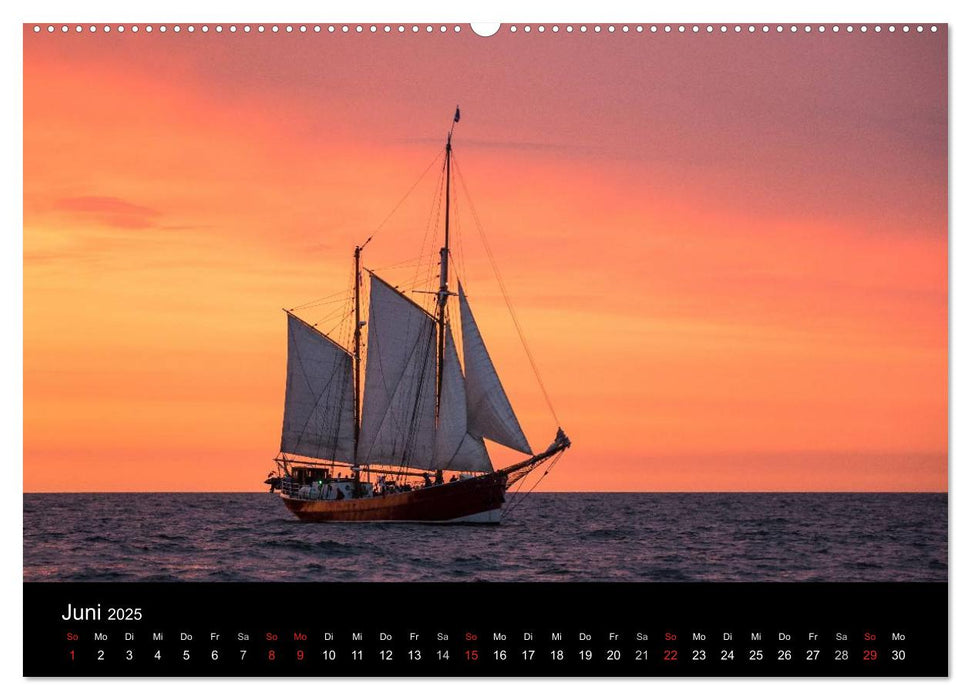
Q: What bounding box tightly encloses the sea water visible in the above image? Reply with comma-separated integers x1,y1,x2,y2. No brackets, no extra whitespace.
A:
23,492,946,582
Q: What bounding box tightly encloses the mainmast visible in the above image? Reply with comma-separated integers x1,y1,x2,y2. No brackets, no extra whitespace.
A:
436,106,460,416
353,244,363,468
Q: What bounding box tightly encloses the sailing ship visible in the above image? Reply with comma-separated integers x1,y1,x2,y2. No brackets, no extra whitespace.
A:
268,109,570,523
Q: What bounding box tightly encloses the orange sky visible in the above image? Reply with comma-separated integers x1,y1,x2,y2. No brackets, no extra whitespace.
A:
23,26,947,492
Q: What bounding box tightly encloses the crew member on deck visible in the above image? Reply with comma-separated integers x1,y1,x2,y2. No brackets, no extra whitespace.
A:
435,469,444,485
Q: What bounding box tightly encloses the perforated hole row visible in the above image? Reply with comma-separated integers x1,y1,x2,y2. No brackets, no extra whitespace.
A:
30,24,940,35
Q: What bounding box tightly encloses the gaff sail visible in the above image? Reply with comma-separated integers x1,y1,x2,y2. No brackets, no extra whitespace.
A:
356,274,439,469
280,313,357,463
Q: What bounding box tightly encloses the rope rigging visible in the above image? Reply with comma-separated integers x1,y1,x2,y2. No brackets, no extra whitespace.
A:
288,288,353,312
502,452,565,520
410,156,448,314
366,150,443,243
451,154,563,428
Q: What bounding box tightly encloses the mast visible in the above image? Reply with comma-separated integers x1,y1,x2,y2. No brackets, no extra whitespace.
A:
353,244,362,468
437,106,459,416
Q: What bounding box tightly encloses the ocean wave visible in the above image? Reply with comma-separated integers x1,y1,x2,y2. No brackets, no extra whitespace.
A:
23,493,948,583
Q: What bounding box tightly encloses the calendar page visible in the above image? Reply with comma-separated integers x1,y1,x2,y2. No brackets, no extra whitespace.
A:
22,18,948,678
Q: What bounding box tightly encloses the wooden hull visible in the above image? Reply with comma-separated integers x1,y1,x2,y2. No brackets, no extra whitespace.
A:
280,471,508,523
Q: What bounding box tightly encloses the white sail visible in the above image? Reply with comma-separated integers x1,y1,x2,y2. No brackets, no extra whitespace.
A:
280,313,357,463
458,283,533,455
434,324,493,472
357,274,438,469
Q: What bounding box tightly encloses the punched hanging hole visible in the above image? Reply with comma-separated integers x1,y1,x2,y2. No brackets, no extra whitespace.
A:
470,23,501,37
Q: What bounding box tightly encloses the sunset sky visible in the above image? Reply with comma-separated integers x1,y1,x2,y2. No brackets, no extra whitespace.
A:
23,25,947,492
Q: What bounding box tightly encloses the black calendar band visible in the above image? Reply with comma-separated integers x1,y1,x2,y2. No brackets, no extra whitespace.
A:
24,581,947,677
